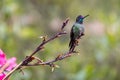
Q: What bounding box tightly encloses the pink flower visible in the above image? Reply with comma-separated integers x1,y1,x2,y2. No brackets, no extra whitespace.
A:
0,49,7,67
0,49,17,80
0,73,6,80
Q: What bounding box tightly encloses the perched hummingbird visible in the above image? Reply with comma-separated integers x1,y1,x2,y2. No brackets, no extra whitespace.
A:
69,15,89,51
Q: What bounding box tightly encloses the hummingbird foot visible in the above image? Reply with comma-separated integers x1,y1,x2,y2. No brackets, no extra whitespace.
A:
75,39,79,46
81,33,85,36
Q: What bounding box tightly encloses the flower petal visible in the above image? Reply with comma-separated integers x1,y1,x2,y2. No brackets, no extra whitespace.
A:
6,57,17,71
0,49,7,66
0,73,6,80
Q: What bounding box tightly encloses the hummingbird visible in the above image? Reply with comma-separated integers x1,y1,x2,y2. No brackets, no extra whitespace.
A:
69,15,89,52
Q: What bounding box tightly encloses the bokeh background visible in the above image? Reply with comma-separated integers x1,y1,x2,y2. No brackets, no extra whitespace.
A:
0,0,120,80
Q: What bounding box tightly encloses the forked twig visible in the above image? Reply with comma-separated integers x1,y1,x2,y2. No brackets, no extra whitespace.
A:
4,18,81,80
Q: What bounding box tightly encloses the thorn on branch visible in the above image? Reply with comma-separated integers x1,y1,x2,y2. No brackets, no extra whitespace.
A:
51,65,59,72
19,68,24,75
54,65,60,68
55,54,63,61
51,67,55,72
32,56,44,63
40,35,48,42
36,46,44,52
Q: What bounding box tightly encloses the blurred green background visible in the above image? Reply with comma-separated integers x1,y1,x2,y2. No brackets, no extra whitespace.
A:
0,0,120,80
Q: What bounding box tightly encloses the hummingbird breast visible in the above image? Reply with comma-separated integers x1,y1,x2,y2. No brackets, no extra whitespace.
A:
73,23,84,38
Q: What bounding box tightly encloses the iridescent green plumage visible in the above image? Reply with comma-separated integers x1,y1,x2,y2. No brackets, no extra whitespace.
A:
69,15,89,51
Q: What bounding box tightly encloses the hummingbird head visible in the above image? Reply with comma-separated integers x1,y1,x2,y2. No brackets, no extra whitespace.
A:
76,15,89,24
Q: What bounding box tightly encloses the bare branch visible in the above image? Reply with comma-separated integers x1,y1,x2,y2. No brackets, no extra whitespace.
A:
3,18,70,80
25,51,75,67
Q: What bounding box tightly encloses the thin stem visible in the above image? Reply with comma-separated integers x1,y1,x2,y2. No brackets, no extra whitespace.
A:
3,18,69,80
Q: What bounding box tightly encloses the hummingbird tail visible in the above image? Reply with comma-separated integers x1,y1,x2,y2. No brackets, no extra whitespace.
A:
69,39,75,52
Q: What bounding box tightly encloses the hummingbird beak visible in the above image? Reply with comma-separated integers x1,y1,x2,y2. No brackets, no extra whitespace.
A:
83,15,89,19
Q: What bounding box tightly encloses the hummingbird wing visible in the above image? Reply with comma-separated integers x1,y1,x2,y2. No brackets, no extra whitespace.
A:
69,26,76,51
70,27,74,41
